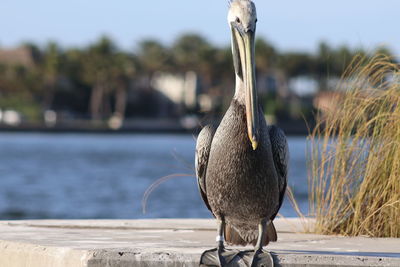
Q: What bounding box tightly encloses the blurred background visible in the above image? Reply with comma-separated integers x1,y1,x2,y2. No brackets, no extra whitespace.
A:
0,0,398,220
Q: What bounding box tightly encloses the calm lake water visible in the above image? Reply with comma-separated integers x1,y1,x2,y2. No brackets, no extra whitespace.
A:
0,133,309,220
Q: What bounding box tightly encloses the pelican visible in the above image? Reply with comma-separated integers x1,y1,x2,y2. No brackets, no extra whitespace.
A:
196,0,288,266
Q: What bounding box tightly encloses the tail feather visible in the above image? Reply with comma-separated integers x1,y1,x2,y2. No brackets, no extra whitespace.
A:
225,223,248,246
224,221,278,247
267,221,278,242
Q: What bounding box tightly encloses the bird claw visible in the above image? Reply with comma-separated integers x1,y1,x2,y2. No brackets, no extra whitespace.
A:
200,248,274,267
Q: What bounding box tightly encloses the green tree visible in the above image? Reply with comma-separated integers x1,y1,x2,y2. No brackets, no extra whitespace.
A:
279,52,315,77
315,42,333,90
109,52,137,120
81,36,116,120
255,37,277,73
137,39,169,74
41,42,63,110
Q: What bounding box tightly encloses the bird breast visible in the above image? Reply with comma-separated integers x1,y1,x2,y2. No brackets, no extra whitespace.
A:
205,100,279,224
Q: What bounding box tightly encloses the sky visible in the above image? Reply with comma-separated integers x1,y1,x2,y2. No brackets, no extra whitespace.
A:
1,0,399,55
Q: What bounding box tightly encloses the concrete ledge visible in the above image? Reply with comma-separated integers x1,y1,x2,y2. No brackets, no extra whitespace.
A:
0,219,399,266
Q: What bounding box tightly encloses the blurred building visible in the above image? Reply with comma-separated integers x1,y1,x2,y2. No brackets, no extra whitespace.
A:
257,70,289,98
151,71,200,115
0,109,22,126
288,76,319,97
0,47,36,67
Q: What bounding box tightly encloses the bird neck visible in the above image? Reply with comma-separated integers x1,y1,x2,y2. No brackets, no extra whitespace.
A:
233,75,246,105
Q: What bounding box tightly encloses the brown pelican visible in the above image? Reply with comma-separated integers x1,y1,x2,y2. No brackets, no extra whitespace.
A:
196,0,288,266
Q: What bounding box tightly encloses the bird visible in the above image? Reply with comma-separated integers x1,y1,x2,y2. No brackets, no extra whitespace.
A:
195,0,289,266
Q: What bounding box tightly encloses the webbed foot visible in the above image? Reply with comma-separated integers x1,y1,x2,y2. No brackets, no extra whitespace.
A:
200,247,242,267
200,248,274,267
246,249,274,267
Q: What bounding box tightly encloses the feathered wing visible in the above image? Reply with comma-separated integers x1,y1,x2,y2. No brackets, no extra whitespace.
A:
196,125,250,246
195,124,216,212
268,125,289,220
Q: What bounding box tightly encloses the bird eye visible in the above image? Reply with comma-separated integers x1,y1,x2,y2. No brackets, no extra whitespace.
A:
235,17,241,24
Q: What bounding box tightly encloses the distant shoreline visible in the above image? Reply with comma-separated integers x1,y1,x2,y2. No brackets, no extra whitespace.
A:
0,126,192,135
0,124,310,136
0,117,311,136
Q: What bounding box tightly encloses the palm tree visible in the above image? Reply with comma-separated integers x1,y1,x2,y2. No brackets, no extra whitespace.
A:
172,33,216,87
81,36,116,120
41,42,62,111
137,40,169,74
109,52,137,121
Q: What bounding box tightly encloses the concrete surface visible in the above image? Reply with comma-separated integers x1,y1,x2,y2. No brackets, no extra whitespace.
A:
0,219,399,267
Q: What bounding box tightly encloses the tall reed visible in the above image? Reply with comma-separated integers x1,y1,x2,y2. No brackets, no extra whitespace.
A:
309,55,400,237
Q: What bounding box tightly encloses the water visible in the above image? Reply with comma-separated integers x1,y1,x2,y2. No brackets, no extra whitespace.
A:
0,133,309,220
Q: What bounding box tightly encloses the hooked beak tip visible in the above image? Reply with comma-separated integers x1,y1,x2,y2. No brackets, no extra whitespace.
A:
251,140,258,150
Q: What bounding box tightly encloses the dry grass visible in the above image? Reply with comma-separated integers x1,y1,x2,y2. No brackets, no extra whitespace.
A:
309,55,400,237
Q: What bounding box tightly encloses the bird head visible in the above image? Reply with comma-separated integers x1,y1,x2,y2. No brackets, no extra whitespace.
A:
228,0,257,34
228,0,259,150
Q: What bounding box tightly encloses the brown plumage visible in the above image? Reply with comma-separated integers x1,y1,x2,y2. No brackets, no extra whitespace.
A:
195,0,289,257
225,221,277,247
196,100,288,247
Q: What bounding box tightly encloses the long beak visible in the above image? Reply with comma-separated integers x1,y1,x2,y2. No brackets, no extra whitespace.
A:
233,27,259,150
